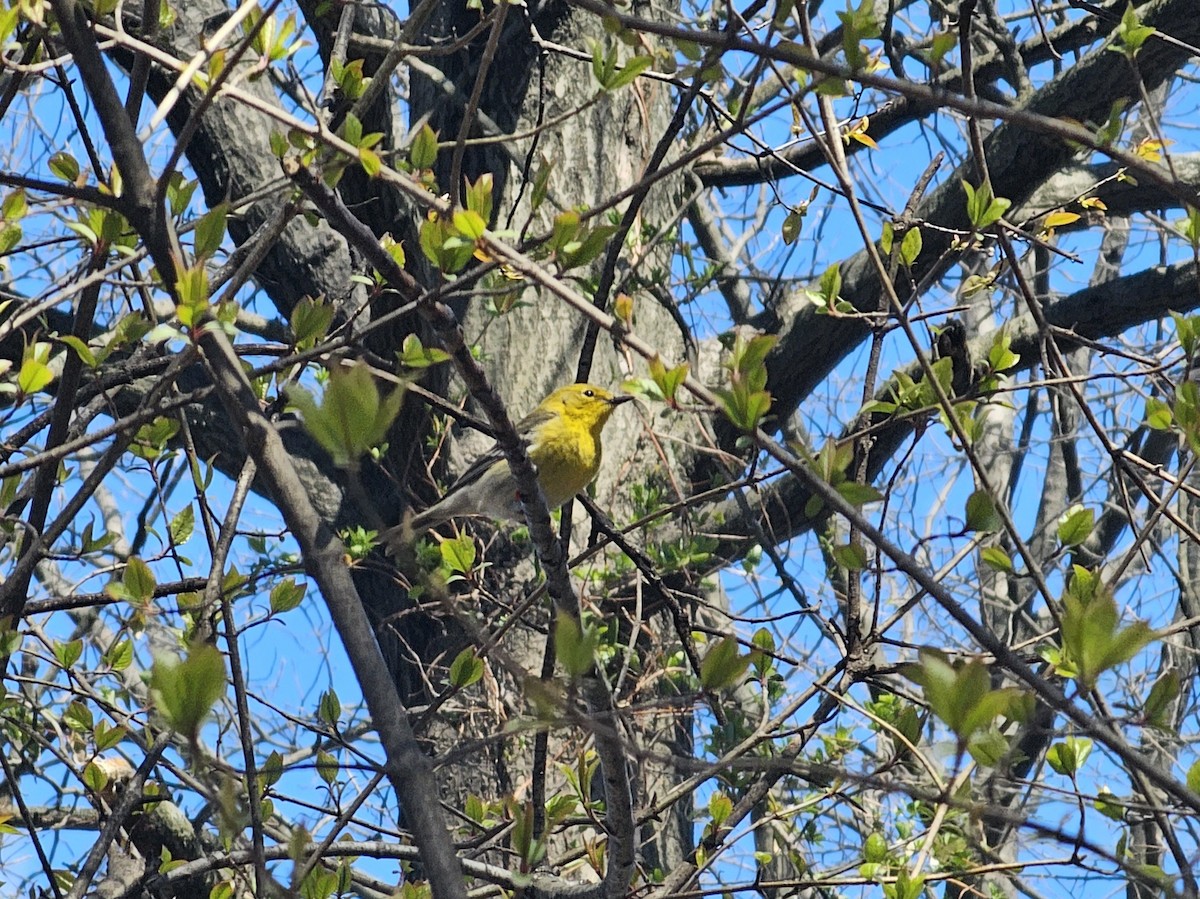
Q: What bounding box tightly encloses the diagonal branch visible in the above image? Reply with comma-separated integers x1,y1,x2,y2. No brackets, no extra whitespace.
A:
195,325,469,899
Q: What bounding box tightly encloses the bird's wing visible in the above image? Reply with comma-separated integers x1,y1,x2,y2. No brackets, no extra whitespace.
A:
514,404,556,438
442,445,505,496
438,405,554,496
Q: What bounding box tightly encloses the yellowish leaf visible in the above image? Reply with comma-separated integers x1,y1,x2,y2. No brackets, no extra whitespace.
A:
844,117,878,150
1043,211,1081,228
1134,138,1172,162
614,293,635,326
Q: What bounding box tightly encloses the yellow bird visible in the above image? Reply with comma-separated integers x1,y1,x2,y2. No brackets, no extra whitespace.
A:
402,383,633,535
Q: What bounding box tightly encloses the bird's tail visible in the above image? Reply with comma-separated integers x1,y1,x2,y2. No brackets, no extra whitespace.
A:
379,509,425,556
380,502,454,554
407,505,450,535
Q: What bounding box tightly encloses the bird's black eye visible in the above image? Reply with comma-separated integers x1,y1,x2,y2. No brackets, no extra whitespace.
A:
584,389,595,397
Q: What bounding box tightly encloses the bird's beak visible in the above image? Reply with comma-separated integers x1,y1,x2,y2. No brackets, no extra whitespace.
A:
611,394,636,406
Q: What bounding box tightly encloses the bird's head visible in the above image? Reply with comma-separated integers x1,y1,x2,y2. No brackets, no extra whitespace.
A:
544,383,634,433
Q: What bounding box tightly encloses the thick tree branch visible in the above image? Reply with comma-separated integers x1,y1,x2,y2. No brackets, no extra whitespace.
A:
284,159,638,894
710,259,1200,557
195,324,468,899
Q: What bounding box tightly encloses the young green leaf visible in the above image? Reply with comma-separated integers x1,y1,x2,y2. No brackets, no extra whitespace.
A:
700,635,751,690
150,643,226,739
555,609,599,677
409,123,439,169
449,647,485,688
270,577,306,614
965,490,1003,533
1057,504,1095,547
286,362,405,467
439,535,477,577
1047,736,1092,776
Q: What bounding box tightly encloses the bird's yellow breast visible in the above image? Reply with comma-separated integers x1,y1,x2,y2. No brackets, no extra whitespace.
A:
529,416,602,509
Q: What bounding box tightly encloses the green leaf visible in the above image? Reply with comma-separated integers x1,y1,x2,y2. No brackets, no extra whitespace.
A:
648,355,689,406
174,263,210,328
558,223,619,270
1094,787,1125,820
708,792,733,827
880,222,894,256
0,187,23,222
168,505,194,545
716,383,772,432
261,751,284,788
165,172,198,218
54,639,83,669
58,335,97,368
962,179,1011,230
286,362,405,467
903,650,1026,741
397,333,451,369
837,0,880,70
130,417,179,461
1178,206,1200,249
835,481,882,506
1059,566,1157,687
1057,504,1095,547
1187,759,1200,795
318,688,341,726
967,728,1011,767
1145,396,1173,430
452,208,486,240
781,210,803,245
863,831,888,863
979,328,1017,372
531,157,553,210
591,40,612,86
555,609,599,677
0,221,22,256
193,203,228,260
813,263,842,309
700,635,751,690
123,557,157,604
899,226,922,266
750,628,775,677
887,868,925,899
733,338,780,382
418,213,473,275
316,749,339,785
83,761,109,793
270,577,306,614
606,54,653,90
291,297,335,349
104,638,133,671
49,151,80,183
832,542,867,570
449,648,485,688
340,112,363,146
1047,736,1092,776
980,545,1013,572
63,700,93,732
439,535,476,576
463,172,494,222
409,123,439,169
150,643,226,738
1144,670,1180,729
965,490,1003,533
17,342,54,394
1111,3,1155,55
94,720,126,751
927,30,956,66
